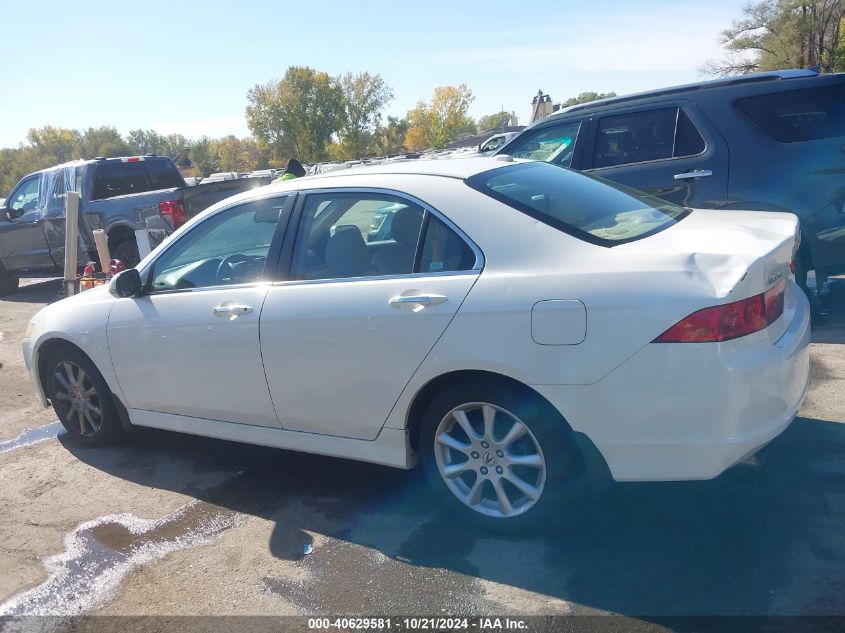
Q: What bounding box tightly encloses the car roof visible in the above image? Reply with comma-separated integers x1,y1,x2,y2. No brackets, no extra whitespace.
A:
195,156,518,214
544,68,825,120
273,156,517,187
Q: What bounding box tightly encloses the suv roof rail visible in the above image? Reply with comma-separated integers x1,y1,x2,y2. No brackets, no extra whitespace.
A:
558,69,821,116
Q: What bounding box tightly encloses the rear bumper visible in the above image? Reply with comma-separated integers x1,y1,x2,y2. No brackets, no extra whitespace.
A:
533,281,811,481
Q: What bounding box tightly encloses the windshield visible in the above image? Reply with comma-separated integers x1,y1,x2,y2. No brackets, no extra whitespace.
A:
466,161,689,245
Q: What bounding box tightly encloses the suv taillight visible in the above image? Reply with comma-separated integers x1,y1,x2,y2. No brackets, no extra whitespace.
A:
159,200,186,229
654,280,786,343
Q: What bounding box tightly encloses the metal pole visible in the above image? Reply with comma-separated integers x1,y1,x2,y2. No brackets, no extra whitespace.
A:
93,229,110,273
63,192,80,296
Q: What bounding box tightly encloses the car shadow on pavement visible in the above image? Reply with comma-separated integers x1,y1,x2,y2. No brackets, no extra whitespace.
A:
60,407,845,616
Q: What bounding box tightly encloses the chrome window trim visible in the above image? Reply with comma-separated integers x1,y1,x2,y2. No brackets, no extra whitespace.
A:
271,270,479,288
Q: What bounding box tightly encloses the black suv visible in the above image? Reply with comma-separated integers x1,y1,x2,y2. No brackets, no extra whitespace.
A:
498,69,845,301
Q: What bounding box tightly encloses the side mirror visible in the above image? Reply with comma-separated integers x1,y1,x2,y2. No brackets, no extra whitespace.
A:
0,207,9,222
109,268,143,298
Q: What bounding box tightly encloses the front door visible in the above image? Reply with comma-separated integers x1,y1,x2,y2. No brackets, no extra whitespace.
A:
0,174,53,270
583,104,730,208
260,190,482,440
107,195,290,427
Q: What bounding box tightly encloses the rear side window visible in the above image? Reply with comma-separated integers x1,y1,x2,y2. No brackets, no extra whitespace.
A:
92,160,183,200
146,160,185,189
466,162,689,246
593,108,705,168
735,84,845,142
418,215,477,273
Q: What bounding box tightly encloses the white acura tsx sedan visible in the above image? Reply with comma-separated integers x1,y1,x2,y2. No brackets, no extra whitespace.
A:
22,157,810,528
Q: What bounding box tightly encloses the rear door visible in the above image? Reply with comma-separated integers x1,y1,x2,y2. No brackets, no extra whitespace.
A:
582,103,729,208
0,174,54,270
259,188,482,440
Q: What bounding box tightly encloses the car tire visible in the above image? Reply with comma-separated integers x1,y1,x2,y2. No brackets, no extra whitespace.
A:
46,346,124,447
419,379,585,532
0,260,19,296
112,239,141,269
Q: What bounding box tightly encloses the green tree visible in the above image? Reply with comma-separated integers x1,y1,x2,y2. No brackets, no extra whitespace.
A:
478,111,510,131
336,72,393,159
406,84,475,150
215,135,258,172
188,137,219,176
560,91,617,108
26,126,81,164
127,129,168,155
246,66,345,163
373,116,410,155
78,126,132,158
705,0,845,75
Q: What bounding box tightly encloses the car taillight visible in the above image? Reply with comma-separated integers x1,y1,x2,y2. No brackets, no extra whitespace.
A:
159,200,186,229
654,280,786,343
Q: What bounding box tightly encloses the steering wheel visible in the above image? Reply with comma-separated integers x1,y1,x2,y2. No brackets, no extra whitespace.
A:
216,253,255,284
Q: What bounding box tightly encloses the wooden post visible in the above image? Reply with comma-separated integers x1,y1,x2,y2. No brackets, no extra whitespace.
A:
63,192,80,296
92,229,110,273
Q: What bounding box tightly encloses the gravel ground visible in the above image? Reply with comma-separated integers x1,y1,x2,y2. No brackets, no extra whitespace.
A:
0,277,843,619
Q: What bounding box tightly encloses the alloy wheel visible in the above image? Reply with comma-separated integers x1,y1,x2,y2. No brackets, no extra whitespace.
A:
433,402,547,518
53,361,103,437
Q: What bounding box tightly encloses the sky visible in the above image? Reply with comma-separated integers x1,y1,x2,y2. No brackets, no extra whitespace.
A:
0,0,745,148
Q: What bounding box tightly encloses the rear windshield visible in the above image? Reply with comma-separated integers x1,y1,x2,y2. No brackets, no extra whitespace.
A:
466,162,688,246
91,159,183,200
735,83,845,142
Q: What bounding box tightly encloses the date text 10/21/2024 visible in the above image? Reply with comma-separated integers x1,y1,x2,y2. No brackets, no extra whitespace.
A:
307,617,529,630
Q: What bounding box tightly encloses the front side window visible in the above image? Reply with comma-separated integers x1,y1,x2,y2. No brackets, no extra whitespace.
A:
593,107,705,169
150,196,286,291
505,120,582,167
481,135,507,152
735,83,845,142
8,176,41,217
467,161,688,245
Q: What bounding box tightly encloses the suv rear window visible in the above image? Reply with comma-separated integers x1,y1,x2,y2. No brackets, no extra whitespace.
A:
735,84,845,142
92,160,183,200
466,162,688,246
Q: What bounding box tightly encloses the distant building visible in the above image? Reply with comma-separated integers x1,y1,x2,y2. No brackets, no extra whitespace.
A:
530,90,562,124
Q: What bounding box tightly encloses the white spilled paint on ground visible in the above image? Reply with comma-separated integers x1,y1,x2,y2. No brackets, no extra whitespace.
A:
0,501,244,616
0,422,64,454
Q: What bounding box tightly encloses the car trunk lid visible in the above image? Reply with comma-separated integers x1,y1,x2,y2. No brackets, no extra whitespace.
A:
616,208,799,342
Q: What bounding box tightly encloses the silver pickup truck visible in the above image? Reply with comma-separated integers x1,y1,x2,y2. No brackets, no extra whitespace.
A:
0,156,270,295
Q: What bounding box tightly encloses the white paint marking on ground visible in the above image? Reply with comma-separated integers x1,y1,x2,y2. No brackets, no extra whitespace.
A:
0,500,244,616
0,422,64,454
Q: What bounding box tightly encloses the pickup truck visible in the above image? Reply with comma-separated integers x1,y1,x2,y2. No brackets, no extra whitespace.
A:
0,156,270,295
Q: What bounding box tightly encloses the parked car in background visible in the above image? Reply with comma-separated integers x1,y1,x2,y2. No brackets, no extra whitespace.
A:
498,69,845,306
183,176,203,186
23,157,809,529
0,156,268,295
479,132,520,153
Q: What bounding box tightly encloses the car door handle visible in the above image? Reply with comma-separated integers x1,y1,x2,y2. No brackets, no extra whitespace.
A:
388,294,447,307
674,169,713,180
212,304,254,316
